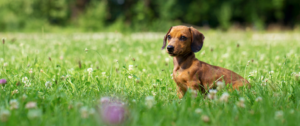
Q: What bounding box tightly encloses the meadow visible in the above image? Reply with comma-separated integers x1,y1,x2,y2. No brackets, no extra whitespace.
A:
0,31,300,126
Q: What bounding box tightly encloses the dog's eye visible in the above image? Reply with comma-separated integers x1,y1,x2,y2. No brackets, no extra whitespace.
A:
180,36,187,41
167,35,171,40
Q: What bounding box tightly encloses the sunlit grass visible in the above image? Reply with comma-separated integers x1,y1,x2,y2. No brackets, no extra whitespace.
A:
0,31,300,126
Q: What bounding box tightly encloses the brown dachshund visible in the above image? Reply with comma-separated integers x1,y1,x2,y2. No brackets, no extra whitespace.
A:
162,26,249,98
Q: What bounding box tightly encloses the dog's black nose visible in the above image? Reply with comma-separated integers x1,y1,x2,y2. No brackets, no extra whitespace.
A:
167,45,174,52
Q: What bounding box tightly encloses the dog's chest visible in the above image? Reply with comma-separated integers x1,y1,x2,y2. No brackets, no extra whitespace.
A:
172,69,189,85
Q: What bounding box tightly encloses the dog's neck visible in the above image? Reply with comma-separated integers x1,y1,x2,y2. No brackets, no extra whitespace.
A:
173,52,195,69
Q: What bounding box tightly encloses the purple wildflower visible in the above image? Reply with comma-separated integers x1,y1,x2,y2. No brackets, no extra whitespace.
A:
98,97,128,125
0,79,7,85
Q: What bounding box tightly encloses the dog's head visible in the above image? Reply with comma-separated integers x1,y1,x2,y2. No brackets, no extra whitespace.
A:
162,26,205,56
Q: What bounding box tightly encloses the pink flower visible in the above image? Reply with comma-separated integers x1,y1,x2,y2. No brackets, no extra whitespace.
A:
25,102,37,109
98,97,127,125
0,79,7,85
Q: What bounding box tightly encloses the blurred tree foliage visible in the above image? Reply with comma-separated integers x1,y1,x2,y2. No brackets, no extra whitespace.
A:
0,0,299,32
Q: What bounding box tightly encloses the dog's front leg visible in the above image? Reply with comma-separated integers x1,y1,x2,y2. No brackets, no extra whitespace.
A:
176,85,186,99
187,80,202,97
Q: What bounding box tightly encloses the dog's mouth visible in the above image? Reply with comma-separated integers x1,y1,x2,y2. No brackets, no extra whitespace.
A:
168,52,176,56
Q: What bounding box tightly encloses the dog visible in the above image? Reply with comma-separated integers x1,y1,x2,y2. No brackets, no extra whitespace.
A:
162,26,249,98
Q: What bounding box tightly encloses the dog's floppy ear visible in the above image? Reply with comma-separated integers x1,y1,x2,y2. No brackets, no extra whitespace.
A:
162,26,173,50
190,27,205,52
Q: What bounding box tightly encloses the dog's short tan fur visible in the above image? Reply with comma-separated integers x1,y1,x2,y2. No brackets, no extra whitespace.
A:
162,26,249,98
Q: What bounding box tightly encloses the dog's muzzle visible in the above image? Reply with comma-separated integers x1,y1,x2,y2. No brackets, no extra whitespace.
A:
167,45,174,53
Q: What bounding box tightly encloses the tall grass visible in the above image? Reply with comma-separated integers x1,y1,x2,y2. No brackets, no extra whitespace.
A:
0,31,299,126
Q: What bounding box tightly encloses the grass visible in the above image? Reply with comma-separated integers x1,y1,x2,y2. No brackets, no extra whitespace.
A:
0,31,300,126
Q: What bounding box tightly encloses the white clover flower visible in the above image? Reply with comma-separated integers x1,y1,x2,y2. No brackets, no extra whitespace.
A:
219,92,230,102
248,71,257,77
152,91,157,96
195,108,203,114
132,99,136,103
29,68,33,74
3,62,8,67
165,58,169,62
25,102,37,109
210,89,217,94
295,73,300,80
275,111,284,120
68,68,74,74
80,106,89,119
66,74,71,78
87,68,93,74
60,56,63,60
24,83,32,87
291,72,299,76
0,109,10,122
201,51,205,55
246,61,250,66
61,75,66,80
145,96,155,108
128,76,132,79
222,53,229,58
191,89,198,97
260,55,265,61
40,69,44,73
27,109,42,120
102,72,106,76
100,97,110,104
201,115,210,123
269,71,274,74
237,97,245,108
239,97,245,103
255,97,263,102
22,94,28,100
128,65,134,71
142,69,146,72
9,99,19,110
45,81,52,88
207,89,217,100
85,48,88,52
111,48,117,52
216,81,225,90
241,51,247,56
22,77,29,84
261,79,268,86
12,89,19,95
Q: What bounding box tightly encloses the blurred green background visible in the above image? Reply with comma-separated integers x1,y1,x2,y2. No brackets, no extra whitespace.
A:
0,0,299,32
